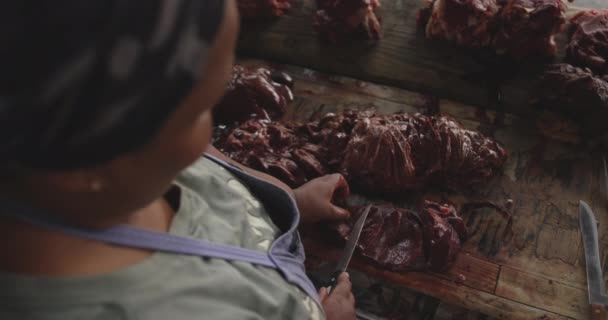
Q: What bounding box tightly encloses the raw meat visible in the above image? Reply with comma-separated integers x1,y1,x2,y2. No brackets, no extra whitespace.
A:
424,0,501,48
567,10,608,74
336,201,466,272
419,200,467,271
237,0,292,18
214,65,294,126
341,112,508,195
313,0,382,43
493,0,567,58
214,119,327,187
215,110,508,192
533,63,608,138
419,0,567,58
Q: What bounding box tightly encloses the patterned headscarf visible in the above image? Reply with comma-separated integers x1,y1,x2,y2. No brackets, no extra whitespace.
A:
0,0,225,171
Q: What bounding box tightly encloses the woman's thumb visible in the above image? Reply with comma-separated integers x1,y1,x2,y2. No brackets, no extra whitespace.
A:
331,205,351,220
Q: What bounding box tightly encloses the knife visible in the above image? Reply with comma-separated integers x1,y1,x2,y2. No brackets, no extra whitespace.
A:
579,200,608,320
326,204,372,292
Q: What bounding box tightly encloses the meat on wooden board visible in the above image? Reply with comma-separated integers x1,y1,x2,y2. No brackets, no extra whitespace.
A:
493,0,567,58
214,65,294,126
419,0,567,58
330,201,467,272
567,9,608,74
533,63,608,142
313,0,382,43
214,109,508,193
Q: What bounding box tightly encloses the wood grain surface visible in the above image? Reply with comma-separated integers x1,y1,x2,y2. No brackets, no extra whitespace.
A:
234,59,607,319
234,0,607,318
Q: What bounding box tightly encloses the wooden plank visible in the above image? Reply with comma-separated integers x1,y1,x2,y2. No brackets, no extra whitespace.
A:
236,59,608,319
496,266,589,319
303,237,500,294
304,238,570,320
237,1,600,116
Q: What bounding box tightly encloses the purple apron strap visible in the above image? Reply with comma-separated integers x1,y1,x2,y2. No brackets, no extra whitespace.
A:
0,199,276,268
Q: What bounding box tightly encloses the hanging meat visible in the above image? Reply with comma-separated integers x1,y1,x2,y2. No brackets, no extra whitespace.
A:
533,63,608,139
567,10,608,74
237,0,292,18
334,201,467,272
424,0,501,48
313,0,382,43
493,0,567,58
214,65,294,126
214,110,508,193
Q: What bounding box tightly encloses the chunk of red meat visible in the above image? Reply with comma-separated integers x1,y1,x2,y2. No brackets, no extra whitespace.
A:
333,201,465,272
567,10,608,74
313,0,382,43
340,112,507,195
353,205,427,271
533,63,608,139
493,0,567,58
425,0,501,48
419,201,466,272
214,65,294,126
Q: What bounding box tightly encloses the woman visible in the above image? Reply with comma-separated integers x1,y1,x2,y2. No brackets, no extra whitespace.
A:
0,0,355,319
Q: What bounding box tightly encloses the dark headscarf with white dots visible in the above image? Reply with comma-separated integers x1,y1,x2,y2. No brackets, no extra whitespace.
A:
0,0,224,171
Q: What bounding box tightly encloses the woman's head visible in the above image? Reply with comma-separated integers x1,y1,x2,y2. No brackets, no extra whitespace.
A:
0,0,239,225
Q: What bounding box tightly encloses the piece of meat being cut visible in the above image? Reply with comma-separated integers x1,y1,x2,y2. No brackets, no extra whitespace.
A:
425,0,501,48
313,0,382,43
334,201,467,272
533,63,608,139
493,0,567,58
214,65,294,126
237,0,292,18
567,10,608,74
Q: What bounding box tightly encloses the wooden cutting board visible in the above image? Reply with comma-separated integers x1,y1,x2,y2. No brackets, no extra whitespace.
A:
236,57,606,320
235,0,607,319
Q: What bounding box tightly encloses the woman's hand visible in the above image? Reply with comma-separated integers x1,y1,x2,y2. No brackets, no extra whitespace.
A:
318,272,356,320
294,174,351,225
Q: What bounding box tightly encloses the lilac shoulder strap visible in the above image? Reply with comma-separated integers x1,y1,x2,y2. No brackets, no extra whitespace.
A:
0,194,276,268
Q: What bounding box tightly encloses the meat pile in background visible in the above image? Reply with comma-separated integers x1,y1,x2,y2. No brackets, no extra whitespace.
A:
423,0,501,48
533,63,608,141
567,10,608,74
237,0,292,18
214,110,508,193
214,65,294,126
313,0,382,43
493,0,567,58
418,0,567,58
332,201,468,272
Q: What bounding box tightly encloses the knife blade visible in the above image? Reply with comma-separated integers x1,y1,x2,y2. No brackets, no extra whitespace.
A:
579,200,608,319
326,204,372,292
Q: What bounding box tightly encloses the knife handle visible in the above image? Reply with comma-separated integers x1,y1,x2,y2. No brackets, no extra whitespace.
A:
325,271,342,293
591,304,607,320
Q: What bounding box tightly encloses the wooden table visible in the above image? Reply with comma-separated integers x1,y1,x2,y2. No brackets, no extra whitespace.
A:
236,1,607,319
